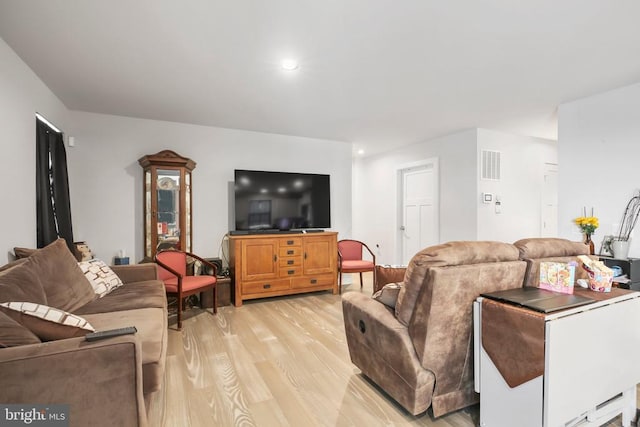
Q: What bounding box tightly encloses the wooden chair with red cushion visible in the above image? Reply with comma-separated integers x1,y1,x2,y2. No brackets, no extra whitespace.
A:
155,249,217,330
338,239,376,293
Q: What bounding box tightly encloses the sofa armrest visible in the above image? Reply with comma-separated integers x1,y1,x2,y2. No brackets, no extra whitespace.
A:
0,335,147,427
112,263,158,284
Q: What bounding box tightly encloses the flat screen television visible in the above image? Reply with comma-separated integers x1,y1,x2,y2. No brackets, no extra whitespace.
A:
234,169,331,231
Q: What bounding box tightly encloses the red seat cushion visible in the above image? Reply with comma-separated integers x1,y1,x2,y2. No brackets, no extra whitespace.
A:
164,276,217,293
341,260,375,272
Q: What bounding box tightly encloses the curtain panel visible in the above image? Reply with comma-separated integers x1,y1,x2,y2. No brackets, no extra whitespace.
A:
36,118,76,256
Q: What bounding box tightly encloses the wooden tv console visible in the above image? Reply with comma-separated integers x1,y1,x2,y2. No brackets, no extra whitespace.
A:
229,232,338,306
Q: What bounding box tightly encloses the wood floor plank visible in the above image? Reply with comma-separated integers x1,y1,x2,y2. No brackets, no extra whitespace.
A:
209,352,256,426
223,334,274,404
247,400,289,427
179,318,215,390
161,355,191,426
147,275,631,427
253,359,319,426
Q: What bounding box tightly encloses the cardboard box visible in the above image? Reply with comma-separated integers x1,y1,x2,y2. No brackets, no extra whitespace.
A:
539,262,576,294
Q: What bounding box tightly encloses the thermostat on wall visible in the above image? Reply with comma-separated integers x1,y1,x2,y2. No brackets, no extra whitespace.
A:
482,193,493,204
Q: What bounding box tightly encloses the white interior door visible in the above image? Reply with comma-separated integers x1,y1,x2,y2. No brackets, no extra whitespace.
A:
399,160,439,265
541,163,558,237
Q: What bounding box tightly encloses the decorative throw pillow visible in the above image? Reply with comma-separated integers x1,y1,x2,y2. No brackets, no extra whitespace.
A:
22,239,96,312
0,310,41,347
13,247,37,259
0,302,94,341
78,259,124,298
0,257,29,274
372,282,403,309
0,261,48,305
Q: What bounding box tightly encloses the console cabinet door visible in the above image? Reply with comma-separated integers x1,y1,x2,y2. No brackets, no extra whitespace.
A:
303,235,336,275
241,239,279,281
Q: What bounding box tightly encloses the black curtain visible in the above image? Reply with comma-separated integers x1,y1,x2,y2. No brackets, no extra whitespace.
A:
36,118,75,254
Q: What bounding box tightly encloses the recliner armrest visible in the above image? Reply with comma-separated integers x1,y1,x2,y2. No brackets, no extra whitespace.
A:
342,292,420,366
0,335,147,427
341,292,436,415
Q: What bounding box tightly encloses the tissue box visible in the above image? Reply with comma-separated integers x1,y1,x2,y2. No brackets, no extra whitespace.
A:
114,257,130,265
539,262,575,294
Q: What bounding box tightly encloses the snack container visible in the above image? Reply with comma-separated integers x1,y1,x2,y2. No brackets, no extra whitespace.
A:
576,255,614,293
586,270,613,292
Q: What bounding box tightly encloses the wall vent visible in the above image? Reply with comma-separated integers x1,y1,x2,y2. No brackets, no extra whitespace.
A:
481,150,501,181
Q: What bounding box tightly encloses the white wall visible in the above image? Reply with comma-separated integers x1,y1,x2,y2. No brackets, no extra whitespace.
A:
0,37,71,263
352,129,477,265
353,128,558,265
477,129,557,242
66,111,352,263
558,82,640,256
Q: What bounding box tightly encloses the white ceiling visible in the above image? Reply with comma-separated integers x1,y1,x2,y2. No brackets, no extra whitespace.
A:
1,1,640,156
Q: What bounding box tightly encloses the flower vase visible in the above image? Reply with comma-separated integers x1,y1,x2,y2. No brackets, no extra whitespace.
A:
584,233,594,255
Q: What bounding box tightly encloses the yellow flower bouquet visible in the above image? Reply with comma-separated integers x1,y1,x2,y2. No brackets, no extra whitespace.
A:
574,208,598,235
574,216,599,234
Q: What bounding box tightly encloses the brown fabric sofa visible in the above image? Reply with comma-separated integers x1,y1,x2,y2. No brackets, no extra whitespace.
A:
0,239,167,427
513,237,591,287
342,238,592,418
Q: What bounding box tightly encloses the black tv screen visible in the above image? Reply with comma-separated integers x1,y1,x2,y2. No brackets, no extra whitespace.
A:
234,169,331,231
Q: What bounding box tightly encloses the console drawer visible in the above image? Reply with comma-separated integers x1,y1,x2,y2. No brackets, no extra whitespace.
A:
279,256,302,268
279,247,302,257
279,267,302,277
291,274,335,289
281,237,302,247
242,279,290,295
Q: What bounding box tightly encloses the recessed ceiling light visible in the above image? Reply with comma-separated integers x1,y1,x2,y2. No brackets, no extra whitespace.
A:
357,149,365,155
281,59,299,71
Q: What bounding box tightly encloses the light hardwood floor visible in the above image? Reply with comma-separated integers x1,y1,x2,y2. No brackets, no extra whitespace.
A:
148,276,634,427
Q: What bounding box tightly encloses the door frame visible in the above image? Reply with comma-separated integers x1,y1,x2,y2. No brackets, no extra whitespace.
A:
541,162,558,237
395,158,440,264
